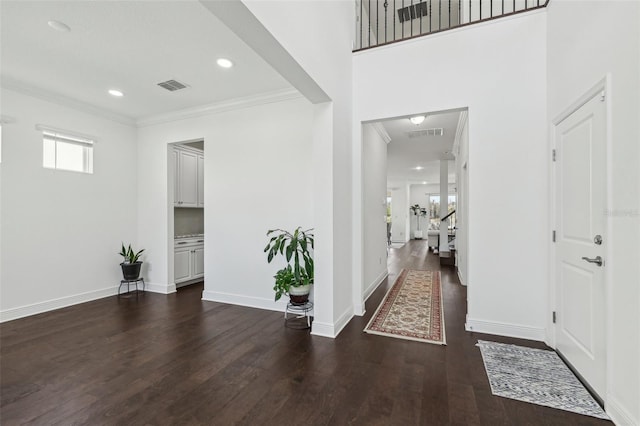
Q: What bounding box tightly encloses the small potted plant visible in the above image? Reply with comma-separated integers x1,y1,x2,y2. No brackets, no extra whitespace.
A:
410,204,427,239
264,227,314,304
119,243,145,280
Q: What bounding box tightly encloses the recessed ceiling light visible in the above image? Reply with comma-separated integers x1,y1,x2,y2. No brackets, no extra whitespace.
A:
414,166,424,170
108,89,124,97
422,181,427,184
216,58,234,68
48,20,71,32
410,115,425,125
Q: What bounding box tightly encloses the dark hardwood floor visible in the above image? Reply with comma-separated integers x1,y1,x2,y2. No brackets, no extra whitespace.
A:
1,240,611,425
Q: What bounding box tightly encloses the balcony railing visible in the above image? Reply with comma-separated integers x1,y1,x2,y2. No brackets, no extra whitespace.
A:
354,0,549,51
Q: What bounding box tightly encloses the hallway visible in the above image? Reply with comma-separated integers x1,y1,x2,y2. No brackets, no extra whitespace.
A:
0,241,610,424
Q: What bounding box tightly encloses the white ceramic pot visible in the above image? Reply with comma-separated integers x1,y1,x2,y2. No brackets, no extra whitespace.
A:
414,230,423,239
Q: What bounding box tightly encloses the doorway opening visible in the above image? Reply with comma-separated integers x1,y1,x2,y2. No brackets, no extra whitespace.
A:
358,107,469,313
169,139,205,292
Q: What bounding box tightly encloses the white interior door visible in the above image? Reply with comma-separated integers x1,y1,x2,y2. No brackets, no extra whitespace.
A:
554,91,606,398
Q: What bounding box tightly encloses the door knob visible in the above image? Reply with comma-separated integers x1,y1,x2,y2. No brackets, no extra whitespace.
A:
594,235,602,245
581,256,603,267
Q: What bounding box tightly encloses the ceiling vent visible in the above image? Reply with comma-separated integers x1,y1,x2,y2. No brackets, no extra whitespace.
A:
157,79,189,92
407,128,444,138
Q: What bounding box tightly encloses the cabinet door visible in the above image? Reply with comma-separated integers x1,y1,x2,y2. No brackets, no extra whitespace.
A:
192,246,205,278
197,154,204,207
178,151,198,207
173,149,179,206
174,248,192,283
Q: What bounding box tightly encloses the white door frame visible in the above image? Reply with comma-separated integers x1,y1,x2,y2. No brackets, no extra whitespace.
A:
548,75,614,406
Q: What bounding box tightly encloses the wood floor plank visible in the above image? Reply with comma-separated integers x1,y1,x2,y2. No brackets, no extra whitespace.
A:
1,241,612,425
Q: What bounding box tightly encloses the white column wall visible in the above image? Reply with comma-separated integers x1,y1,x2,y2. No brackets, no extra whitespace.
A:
354,11,548,340
547,1,640,423
361,124,389,310
242,0,355,336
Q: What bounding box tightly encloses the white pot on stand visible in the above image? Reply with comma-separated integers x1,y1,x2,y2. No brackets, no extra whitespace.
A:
414,230,423,239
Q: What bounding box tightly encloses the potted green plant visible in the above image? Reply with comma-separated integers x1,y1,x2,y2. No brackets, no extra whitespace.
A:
264,227,314,304
410,204,427,239
119,243,145,280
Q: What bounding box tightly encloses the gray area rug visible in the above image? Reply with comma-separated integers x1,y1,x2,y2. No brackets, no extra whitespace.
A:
477,340,609,420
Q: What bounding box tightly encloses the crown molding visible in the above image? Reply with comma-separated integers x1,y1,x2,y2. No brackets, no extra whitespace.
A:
1,76,136,126
452,110,468,157
136,88,303,127
371,122,392,144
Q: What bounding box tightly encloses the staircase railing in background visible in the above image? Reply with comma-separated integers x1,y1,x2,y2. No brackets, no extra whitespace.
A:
354,0,549,51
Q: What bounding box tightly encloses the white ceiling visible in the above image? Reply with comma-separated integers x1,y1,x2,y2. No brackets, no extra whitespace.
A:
381,110,461,183
0,1,293,121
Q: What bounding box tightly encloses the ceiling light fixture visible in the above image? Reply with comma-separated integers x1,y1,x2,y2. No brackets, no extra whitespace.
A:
409,115,425,125
108,89,124,97
422,181,427,184
414,166,424,170
48,20,71,32
216,58,234,68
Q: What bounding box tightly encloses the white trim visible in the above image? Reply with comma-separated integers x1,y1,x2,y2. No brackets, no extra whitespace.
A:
201,290,289,313
136,88,302,127
452,110,468,157
371,122,392,144
465,318,546,341
606,396,638,426
457,267,466,286
0,115,16,124
145,282,177,295
0,285,120,323
1,78,135,126
311,306,354,338
364,269,388,303
354,269,388,316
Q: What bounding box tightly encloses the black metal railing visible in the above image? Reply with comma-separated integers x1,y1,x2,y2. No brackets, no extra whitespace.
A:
354,0,549,51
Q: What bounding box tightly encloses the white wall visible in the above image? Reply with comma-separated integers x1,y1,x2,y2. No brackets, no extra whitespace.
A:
361,124,388,304
354,10,548,341
0,89,138,321
243,0,355,335
547,1,640,423
137,96,314,308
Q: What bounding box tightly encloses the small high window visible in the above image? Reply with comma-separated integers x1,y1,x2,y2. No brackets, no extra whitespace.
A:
40,127,94,174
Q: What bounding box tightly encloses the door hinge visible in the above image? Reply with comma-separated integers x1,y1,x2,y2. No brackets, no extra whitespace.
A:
552,311,557,323
552,230,556,242
600,90,605,102
552,149,557,162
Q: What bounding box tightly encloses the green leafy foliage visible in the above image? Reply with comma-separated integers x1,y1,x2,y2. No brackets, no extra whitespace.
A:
119,243,145,264
264,227,314,301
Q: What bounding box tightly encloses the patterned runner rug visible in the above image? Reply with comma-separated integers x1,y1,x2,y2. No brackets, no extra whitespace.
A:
364,269,445,344
477,340,609,420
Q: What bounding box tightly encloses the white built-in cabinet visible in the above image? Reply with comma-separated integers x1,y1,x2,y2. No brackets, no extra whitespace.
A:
174,145,204,208
174,237,204,285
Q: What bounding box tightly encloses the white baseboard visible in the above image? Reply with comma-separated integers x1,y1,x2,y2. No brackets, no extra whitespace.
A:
465,317,546,341
354,269,388,316
0,285,120,323
364,269,388,302
311,307,354,338
457,268,466,286
202,290,288,313
145,282,176,294
607,396,638,426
